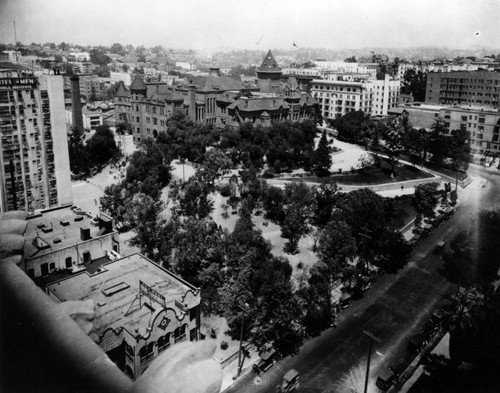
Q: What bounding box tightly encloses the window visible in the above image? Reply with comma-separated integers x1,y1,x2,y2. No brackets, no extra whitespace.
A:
65,256,72,268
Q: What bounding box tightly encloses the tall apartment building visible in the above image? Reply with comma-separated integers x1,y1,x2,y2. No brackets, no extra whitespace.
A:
311,74,373,120
425,71,500,108
311,72,400,121
0,69,72,214
371,75,400,116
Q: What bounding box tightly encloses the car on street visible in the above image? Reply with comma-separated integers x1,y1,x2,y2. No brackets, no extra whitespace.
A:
253,349,280,374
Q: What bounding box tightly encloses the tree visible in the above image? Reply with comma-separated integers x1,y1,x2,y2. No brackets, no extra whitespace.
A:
298,262,332,336
280,182,316,254
317,219,357,278
312,130,331,177
110,43,126,56
401,69,427,101
428,119,449,166
344,56,357,63
86,126,120,166
199,149,232,191
449,129,471,173
67,132,91,177
313,183,340,228
412,182,439,217
129,193,164,259
90,48,111,66
100,182,134,230
384,120,404,177
173,177,214,219
263,186,285,223
334,111,373,143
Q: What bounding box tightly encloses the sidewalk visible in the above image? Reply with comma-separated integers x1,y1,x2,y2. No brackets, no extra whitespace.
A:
219,347,261,392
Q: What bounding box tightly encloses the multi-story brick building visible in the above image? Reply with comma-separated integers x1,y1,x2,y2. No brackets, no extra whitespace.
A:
124,51,317,144
425,71,500,108
0,69,72,213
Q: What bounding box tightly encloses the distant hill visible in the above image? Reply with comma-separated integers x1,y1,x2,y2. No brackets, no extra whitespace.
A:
211,47,500,68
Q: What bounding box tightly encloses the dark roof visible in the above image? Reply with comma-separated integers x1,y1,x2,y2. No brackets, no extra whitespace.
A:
130,75,147,92
115,82,130,98
180,75,242,92
228,97,290,112
258,50,281,73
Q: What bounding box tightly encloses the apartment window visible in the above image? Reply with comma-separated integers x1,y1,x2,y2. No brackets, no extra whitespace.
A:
136,116,139,122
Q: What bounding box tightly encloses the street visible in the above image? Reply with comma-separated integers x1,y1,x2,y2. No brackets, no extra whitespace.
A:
225,168,500,393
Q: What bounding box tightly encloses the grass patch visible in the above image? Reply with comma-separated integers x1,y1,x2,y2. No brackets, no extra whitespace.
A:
281,157,431,185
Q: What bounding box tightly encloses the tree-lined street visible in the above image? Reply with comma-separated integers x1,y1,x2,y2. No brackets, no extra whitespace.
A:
225,170,500,393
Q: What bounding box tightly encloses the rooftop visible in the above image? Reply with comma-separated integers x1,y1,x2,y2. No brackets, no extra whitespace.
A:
46,253,200,342
24,206,114,260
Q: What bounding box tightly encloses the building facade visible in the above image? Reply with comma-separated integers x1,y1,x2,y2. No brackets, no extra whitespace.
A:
425,71,500,108
390,102,500,154
46,253,201,380
23,207,119,279
126,51,317,144
0,69,72,213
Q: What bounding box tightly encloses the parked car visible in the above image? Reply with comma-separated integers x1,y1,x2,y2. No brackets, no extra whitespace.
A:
278,369,300,393
407,333,428,354
376,364,405,391
434,240,446,254
339,292,352,309
253,349,280,374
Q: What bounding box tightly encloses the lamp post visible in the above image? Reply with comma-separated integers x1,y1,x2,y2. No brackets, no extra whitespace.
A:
235,300,249,379
362,330,381,393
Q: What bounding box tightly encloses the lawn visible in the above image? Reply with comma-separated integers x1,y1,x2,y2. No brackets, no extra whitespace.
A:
282,157,431,185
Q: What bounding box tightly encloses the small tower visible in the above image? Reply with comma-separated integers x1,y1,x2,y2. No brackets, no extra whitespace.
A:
257,50,282,93
130,75,147,101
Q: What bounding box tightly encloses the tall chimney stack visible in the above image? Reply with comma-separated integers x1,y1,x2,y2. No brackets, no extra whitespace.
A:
70,75,84,135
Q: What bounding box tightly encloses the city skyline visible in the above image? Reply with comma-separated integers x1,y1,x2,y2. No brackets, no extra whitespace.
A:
1,0,499,52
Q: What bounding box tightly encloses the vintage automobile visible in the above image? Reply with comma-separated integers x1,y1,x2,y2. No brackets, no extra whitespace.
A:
253,349,280,374
278,369,300,393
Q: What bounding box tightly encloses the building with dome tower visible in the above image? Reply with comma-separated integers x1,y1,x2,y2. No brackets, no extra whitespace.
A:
118,50,318,144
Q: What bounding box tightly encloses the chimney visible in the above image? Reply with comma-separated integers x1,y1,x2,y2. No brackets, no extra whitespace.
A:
187,84,196,122
70,75,84,135
80,227,91,241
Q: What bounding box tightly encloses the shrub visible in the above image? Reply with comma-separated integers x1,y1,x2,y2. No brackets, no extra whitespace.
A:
220,341,228,350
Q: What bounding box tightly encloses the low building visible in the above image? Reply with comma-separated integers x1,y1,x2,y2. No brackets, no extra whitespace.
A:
22,206,119,280
390,102,500,154
46,253,201,379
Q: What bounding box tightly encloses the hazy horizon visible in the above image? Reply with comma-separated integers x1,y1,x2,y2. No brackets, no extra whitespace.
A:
1,0,499,53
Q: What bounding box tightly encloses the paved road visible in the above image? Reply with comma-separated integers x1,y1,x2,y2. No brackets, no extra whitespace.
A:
225,170,500,393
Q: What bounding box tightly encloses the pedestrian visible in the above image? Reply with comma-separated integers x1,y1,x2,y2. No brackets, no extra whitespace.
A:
94,198,97,205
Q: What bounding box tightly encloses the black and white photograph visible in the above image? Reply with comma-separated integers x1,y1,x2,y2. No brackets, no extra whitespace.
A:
1,1,500,392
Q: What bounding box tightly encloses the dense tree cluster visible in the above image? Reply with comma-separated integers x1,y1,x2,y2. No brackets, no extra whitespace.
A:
401,69,427,101
99,114,416,354
68,126,120,178
440,211,500,388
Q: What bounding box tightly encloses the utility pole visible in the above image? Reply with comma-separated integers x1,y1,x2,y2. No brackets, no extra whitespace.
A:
13,21,17,44
363,330,381,393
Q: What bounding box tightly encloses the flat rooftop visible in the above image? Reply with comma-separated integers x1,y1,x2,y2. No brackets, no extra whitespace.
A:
46,253,199,342
24,206,113,260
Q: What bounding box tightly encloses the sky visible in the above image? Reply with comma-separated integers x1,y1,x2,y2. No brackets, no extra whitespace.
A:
1,0,499,52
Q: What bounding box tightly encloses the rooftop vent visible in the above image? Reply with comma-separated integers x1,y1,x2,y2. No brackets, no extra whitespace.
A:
102,282,130,297
60,220,70,226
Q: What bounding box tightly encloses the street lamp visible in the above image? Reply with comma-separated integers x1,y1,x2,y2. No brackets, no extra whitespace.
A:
235,300,249,379
362,330,381,393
